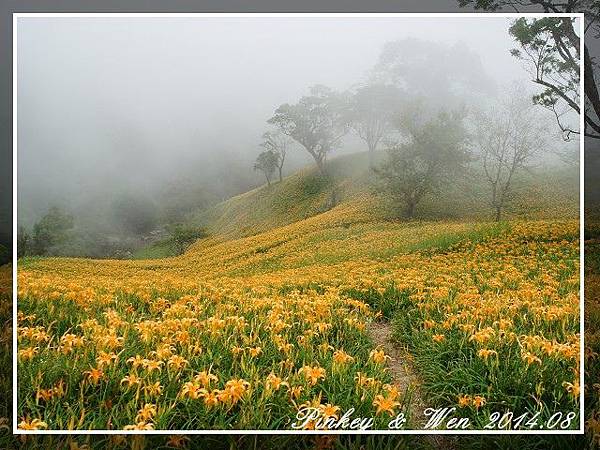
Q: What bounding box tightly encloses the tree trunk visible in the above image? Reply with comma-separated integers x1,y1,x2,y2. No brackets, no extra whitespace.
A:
368,143,375,168
495,205,502,222
490,183,500,222
583,45,600,136
315,157,327,176
278,167,283,183
265,174,271,187
405,200,415,219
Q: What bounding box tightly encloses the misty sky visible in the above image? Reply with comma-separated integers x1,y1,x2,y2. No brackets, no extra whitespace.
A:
16,16,577,225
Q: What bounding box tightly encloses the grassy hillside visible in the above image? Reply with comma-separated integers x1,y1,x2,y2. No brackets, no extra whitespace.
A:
13,150,582,432
132,239,178,259
188,150,578,243
15,214,580,430
190,152,376,240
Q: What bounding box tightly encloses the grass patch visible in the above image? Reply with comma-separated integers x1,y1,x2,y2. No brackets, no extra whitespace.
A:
132,239,178,259
406,221,511,254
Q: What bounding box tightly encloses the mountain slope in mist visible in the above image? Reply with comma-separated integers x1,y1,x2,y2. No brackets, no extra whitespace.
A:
137,150,579,258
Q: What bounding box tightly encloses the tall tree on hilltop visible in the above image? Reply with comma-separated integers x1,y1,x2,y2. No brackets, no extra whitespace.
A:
348,83,403,167
268,85,349,175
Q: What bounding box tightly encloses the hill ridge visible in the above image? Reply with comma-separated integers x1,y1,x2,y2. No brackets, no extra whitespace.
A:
188,150,578,243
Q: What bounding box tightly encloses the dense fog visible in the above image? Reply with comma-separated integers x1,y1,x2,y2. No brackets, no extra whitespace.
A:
15,16,579,257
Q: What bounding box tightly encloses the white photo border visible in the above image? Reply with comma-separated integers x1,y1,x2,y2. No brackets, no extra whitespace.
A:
12,11,586,435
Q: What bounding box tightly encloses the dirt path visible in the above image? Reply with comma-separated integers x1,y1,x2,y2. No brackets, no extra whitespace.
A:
368,321,455,448
368,321,426,425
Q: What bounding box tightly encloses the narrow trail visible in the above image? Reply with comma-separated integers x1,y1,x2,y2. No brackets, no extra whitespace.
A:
368,321,426,425
368,321,455,449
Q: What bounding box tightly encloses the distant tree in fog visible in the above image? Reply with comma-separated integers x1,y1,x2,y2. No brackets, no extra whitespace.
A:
254,150,279,187
17,226,30,258
375,101,470,218
373,38,494,112
348,83,403,167
260,130,291,182
112,194,158,235
31,206,74,255
167,223,207,254
268,85,349,175
475,89,546,221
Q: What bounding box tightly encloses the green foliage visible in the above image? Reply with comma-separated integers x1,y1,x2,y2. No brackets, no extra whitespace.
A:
132,239,178,259
169,224,207,254
133,225,206,259
193,150,578,243
509,17,579,88
387,235,580,430
191,153,372,240
508,17,582,139
17,226,29,258
298,170,331,196
348,84,403,162
268,85,349,174
458,1,599,139
260,130,290,182
457,0,505,10
30,206,74,255
254,149,280,186
375,104,470,218
405,221,511,254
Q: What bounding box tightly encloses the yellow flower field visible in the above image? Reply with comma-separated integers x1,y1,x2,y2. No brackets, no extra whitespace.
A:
15,202,580,430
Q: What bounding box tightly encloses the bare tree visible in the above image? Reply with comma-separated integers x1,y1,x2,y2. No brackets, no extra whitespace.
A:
475,89,547,221
260,130,291,182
